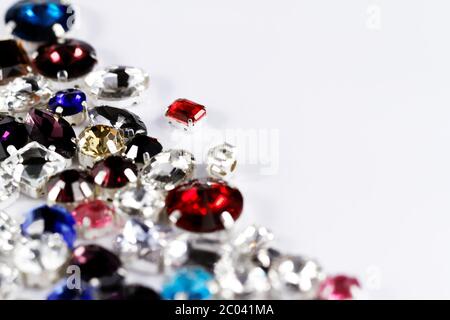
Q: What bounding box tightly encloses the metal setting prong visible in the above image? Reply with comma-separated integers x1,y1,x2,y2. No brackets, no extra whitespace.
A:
220,211,235,230
169,210,182,225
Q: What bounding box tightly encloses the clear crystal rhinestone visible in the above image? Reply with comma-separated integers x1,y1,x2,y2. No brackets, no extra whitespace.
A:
0,75,52,121
1,142,68,199
207,143,237,179
85,66,149,107
13,233,70,288
140,150,195,191
268,255,325,300
114,184,166,223
0,211,20,256
0,168,19,209
0,263,21,299
232,225,274,255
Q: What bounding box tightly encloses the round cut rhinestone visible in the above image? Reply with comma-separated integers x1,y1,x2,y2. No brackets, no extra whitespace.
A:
0,169,20,209
33,39,97,81
77,125,126,169
47,169,95,209
166,99,206,130
72,200,115,239
140,150,195,191
25,108,77,159
0,264,21,300
166,179,244,233
85,66,149,107
88,106,147,142
49,89,86,116
47,280,94,300
162,267,215,300
0,211,20,256
5,0,75,42
318,275,361,300
0,115,28,161
125,135,163,166
91,156,138,189
207,143,237,179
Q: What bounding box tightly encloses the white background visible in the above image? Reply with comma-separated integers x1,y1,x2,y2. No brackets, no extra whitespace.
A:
2,0,450,299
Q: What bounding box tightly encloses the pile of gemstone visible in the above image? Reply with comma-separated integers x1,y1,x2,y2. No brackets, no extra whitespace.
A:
0,0,361,300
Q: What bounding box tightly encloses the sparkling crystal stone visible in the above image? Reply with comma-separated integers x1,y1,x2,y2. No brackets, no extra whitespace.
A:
21,205,77,249
1,142,68,199
47,280,94,300
268,255,325,300
140,150,195,191
0,211,20,256
0,115,28,161
91,156,138,190
114,184,165,222
207,143,237,179
5,0,75,42
0,76,52,120
85,66,150,107
77,125,126,169
125,135,163,166
318,275,361,300
48,88,87,125
72,200,115,239
89,106,147,142
13,234,70,288
232,225,274,256
25,108,77,159
107,284,161,300
33,39,97,81
166,99,206,130
0,39,30,85
0,169,20,209
0,264,21,299
184,237,227,272
166,179,244,233
47,169,94,209
162,267,215,300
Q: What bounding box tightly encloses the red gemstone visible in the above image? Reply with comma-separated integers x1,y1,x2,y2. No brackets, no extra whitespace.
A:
72,200,114,229
166,99,206,128
318,275,361,300
47,169,94,206
165,179,244,233
33,39,97,80
91,156,138,189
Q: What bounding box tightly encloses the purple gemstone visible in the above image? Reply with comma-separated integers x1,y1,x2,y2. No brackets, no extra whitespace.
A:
25,108,76,159
0,115,28,161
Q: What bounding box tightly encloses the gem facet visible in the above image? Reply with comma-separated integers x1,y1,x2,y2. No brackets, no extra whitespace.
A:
162,267,215,300
0,169,20,209
166,99,206,130
318,275,361,300
166,179,244,233
140,150,195,191
0,39,30,85
48,88,87,125
0,264,21,300
207,143,237,179
72,200,115,239
125,135,163,166
0,211,20,256
0,115,28,161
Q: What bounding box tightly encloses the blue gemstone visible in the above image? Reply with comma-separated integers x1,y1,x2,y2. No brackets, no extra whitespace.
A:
49,89,86,116
5,0,75,42
47,280,93,300
21,205,77,249
162,267,214,300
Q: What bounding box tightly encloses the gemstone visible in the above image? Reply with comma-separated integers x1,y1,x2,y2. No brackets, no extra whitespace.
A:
85,66,150,107
318,275,361,300
48,89,87,125
5,0,75,42
25,108,77,159
77,125,126,169
0,75,52,120
114,184,166,222
125,135,163,165
13,234,70,288
88,106,147,142
166,99,206,130
47,169,95,209
1,142,68,199
166,179,244,233
21,205,77,249
91,156,138,189
232,225,274,256
184,237,225,272
0,264,21,300
47,280,94,300
207,143,237,179
140,150,195,191
0,211,20,256
107,284,160,300
72,200,115,239
0,169,20,209
162,267,215,300
268,255,325,300
0,39,30,85
33,39,97,81
0,115,28,161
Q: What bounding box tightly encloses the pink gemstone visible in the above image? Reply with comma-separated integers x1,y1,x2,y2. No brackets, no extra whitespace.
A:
319,275,361,300
72,200,114,235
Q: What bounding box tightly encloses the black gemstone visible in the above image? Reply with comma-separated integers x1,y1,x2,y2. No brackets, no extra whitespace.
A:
107,285,161,301
125,135,162,164
0,39,30,85
0,115,29,161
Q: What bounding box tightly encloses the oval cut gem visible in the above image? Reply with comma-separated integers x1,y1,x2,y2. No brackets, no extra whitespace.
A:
48,88,86,116
91,156,138,189
0,115,28,161
47,169,94,208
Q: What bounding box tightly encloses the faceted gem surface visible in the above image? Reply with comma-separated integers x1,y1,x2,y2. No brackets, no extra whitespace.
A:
33,39,97,80
166,179,244,233
25,108,76,159
72,200,115,239
91,156,138,189
21,205,77,249
140,150,195,191
166,99,206,128
207,143,237,179
0,115,28,161
5,0,75,42
47,280,93,300
125,135,162,165
162,267,214,300
49,89,86,116
0,211,20,256
47,169,94,207
89,106,147,142
318,275,361,300
107,284,160,300
0,40,30,85
0,264,21,300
